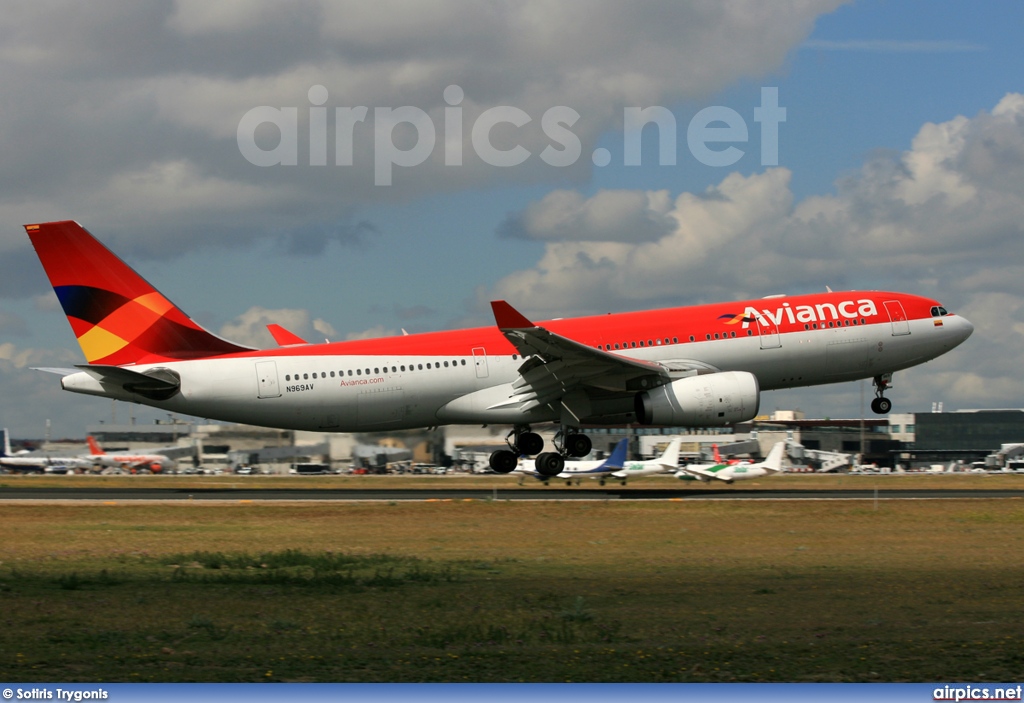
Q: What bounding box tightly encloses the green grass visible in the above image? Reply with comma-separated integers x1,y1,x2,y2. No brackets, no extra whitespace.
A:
1,500,1023,681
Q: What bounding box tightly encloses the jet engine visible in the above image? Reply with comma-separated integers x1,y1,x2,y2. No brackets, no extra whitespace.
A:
634,371,759,426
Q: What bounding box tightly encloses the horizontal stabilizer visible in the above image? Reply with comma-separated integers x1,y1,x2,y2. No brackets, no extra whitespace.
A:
75,364,181,401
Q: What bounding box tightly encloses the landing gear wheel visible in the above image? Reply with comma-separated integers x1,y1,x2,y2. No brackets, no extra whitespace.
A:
517,431,544,456
535,452,565,477
565,433,592,458
489,449,519,474
871,374,893,415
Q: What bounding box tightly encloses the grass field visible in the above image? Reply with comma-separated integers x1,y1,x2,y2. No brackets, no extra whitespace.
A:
1,495,1023,682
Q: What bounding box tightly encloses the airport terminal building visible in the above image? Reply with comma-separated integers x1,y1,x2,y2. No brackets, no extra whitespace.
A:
14,407,1024,474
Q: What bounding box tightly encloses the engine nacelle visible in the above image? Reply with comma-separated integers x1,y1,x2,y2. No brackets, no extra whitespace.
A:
634,371,760,426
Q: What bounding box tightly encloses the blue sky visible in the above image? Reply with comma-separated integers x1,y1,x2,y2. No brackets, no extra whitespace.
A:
0,0,1022,437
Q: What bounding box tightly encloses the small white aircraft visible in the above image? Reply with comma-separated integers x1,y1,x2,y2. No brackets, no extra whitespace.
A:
604,437,682,485
516,438,629,485
676,441,787,484
0,428,96,474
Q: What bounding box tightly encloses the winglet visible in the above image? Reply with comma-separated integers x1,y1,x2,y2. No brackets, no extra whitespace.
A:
267,324,308,346
490,300,535,329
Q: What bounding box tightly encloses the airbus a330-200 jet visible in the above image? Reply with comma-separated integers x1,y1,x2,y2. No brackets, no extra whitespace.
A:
25,221,973,477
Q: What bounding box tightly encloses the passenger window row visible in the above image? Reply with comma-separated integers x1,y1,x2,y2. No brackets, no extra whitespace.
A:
598,337,680,351
285,358,468,382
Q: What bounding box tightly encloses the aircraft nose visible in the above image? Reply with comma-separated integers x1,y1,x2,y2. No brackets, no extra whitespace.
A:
959,315,974,339
953,315,974,344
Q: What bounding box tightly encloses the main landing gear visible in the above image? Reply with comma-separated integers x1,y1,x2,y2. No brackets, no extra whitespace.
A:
488,425,593,477
871,373,893,414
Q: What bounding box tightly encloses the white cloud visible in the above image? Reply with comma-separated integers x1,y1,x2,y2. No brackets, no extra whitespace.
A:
491,93,1024,311
489,168,797,315
0,0,844,269
500,189,674,242
168,0,316,35
345,325,397,341
218,306,338,348
486,93,1024,413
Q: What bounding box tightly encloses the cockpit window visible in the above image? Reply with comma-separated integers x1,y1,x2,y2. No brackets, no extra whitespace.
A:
930,306,948,317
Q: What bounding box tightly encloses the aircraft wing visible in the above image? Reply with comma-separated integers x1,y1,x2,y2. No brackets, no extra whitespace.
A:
490,301,718,417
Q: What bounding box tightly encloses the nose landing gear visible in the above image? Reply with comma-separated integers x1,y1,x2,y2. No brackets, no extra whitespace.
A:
871,373,893,414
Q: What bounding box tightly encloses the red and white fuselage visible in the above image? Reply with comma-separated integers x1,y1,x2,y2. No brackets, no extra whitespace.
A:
58,291,970,432
25,222,972,442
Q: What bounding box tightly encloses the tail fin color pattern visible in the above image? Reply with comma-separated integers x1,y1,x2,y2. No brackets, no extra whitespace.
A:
86,436,105,456
25,221,251,365
602,438,630,469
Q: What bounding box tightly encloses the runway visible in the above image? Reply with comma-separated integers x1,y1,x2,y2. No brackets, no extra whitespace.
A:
2,486,1023,502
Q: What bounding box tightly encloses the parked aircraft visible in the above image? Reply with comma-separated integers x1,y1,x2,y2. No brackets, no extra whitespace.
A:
25,221,973,478
0,428,95,473
676,441,787,483
516,438,629,485
674,456,729,483
605,437,682,485
86,436,176,473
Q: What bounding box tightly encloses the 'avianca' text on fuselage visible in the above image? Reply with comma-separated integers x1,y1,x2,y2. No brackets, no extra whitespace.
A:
723,299,879,329
23,221,974,477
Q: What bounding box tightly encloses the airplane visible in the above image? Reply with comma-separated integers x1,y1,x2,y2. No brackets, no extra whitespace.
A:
85,436,177,474
605,437,682,485
0,428,96,474
515,437,629,485
24,220,973,478
674,456,729,483
676,441,787,483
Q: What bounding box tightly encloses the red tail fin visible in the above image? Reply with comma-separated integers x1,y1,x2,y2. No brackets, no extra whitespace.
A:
712,444,722,463
86,436,105,456
25,221,252,365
